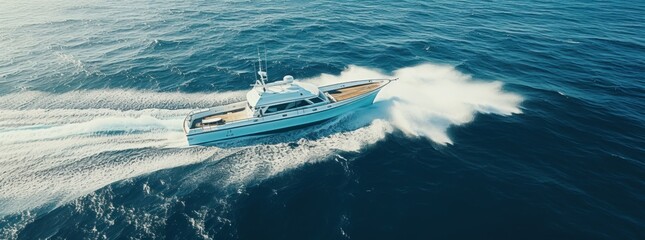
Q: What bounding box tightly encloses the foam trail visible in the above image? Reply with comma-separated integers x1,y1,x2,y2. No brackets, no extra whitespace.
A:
0,63,522,217
0,107,213,215
0,115,178,144
0,88,242,215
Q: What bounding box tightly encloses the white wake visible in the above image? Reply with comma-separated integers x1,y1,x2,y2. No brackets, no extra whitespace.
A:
0,63,522,216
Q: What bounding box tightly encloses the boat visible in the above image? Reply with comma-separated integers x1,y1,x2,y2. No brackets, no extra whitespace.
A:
183,55,396,146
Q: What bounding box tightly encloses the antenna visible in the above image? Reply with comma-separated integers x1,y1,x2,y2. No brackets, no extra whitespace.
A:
256,48,267,91
253,59,258,83
264,48,268,82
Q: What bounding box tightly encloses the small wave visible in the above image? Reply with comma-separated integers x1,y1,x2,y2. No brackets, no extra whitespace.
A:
55,52,85,72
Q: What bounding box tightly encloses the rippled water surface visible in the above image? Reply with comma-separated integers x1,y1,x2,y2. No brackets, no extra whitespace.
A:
1,0,643,239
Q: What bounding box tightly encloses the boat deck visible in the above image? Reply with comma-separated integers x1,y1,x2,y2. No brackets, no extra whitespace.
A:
326,82,382,102
194,108,251,128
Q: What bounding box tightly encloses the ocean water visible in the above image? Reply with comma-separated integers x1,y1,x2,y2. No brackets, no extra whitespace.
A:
0,0,643,239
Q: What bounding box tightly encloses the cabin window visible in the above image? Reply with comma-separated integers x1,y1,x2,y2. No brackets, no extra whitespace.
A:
294,100,311,108
265,100,311,114
265,102,290,114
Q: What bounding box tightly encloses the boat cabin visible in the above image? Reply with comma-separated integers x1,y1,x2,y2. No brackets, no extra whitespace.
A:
246,75,331,117
184,53,392,133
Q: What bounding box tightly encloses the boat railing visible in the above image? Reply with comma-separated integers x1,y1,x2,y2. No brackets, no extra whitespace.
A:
183,111,193,134
319,78,396,91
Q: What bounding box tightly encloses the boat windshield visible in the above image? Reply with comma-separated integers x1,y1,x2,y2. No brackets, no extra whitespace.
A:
318,91,327,101
308,92,327,104
309,97,323,104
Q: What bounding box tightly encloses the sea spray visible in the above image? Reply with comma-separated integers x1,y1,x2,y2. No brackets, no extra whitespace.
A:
304,63,523,144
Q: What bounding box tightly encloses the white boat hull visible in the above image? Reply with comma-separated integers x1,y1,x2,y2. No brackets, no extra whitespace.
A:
186,89,380,145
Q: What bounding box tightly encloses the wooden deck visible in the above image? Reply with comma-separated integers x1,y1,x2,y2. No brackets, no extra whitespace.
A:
195,108,250,128
326,82,382,102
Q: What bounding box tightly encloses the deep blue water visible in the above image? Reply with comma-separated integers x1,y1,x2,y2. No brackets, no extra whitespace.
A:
1,0,644,239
